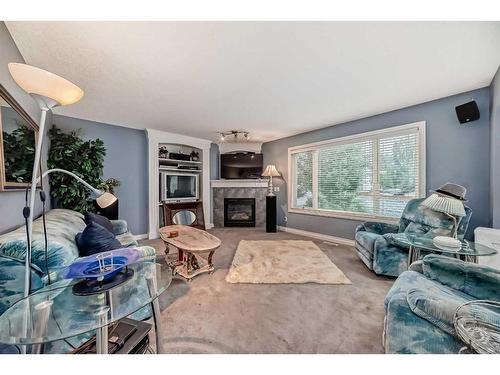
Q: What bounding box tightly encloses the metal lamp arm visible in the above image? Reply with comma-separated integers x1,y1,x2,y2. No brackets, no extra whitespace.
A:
38,168,104,197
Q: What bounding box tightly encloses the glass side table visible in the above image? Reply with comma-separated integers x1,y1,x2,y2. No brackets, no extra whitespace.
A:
454,300,500,354
0,258,172,354
390,233,498,269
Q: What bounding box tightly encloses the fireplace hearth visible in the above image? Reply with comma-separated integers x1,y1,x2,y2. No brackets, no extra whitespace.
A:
224,198,256,227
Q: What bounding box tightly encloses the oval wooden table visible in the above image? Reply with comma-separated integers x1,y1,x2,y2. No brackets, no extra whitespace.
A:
159,225,221,280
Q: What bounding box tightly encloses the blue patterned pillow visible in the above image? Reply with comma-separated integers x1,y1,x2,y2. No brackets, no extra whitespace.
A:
75,222,122,257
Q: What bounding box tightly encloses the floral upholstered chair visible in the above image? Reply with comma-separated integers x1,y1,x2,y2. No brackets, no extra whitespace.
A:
354,198,472,277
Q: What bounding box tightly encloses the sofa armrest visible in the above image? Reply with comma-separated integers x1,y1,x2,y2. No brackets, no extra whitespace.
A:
422,254,500,301
111,219,128,235
356,221,399,235
135,245,157,259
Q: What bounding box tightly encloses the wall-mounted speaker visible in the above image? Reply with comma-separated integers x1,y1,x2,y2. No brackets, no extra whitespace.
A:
455,100,480,124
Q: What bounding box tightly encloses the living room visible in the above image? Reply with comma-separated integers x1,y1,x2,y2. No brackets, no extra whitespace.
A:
0,1,499,373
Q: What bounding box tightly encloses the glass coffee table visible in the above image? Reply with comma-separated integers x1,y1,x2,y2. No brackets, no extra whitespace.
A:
0,257,172,354
390,233,498,268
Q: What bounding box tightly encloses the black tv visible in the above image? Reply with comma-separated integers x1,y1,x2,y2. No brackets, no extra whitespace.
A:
221,153,263,179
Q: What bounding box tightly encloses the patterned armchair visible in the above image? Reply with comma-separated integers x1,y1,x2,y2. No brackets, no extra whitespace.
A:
354,198,472,277
384,254,500,353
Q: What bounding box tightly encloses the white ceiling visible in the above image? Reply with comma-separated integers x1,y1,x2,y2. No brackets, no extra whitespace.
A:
6,21,500,142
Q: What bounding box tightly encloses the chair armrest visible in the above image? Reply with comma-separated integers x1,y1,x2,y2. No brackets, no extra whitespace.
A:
422,254,500,300
111,219,128,235
356,221,399,235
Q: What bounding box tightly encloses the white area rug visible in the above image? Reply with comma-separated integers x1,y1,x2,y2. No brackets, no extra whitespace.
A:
225,240,351,284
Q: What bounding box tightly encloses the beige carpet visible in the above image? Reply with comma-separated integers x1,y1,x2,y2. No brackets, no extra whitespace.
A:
225,240,351,284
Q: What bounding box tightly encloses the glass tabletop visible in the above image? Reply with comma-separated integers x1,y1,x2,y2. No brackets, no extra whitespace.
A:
391,233,498,256
0,258,172,345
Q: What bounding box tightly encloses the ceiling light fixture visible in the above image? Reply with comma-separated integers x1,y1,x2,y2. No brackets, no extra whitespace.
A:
218,130,251,143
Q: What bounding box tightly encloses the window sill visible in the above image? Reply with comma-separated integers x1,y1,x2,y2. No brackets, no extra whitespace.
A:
288,207,400,224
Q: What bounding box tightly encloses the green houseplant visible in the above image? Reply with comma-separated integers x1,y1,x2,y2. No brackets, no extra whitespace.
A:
47,125,120,213
2,123,35,183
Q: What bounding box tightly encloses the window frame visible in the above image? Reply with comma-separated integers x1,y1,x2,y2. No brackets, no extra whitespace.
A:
287,121,426,223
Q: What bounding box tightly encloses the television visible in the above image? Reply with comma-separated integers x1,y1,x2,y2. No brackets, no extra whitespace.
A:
160,171,199,202
221,152,263,179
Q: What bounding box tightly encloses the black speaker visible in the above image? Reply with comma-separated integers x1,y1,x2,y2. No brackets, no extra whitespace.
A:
266,195,277,233
455,101,480,124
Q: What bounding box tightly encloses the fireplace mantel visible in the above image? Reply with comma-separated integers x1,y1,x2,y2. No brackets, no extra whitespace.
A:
210,179,268,188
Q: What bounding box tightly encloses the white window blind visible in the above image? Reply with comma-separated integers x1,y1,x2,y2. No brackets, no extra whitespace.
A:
288,122,425,221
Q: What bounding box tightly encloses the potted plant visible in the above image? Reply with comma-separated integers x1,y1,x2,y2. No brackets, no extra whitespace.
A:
48,125,121,219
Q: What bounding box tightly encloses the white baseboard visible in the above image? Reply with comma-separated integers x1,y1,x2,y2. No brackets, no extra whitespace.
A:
147,231,160,240
132,233,149,241
277,226,355,247
206,222,214,229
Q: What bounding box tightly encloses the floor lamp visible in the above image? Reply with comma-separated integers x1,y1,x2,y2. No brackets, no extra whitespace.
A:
8,63,85,298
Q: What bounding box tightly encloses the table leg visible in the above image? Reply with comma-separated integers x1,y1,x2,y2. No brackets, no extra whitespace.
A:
208,250,215,273
95,306,110,354
407,245,414,269
31,300,53,354
146,275,164,354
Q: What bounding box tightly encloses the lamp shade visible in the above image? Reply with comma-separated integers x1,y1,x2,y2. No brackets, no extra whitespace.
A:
421,193,466,217
95,192,117,209
262,165,280,177
8,63,84,106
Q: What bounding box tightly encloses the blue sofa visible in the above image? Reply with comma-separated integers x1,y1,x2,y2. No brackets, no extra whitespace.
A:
355,198,472,277
384,254,500,353
0,209,156,353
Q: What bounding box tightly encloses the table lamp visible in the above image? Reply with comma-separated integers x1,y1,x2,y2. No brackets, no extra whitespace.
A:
262,165,281,196
421,183,467,239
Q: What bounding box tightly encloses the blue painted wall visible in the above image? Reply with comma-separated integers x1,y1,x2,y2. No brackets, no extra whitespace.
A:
262,87,491,240
51,114,148,235
490,66,500,228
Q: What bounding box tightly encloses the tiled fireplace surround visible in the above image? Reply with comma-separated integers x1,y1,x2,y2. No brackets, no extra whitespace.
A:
212,181,268,227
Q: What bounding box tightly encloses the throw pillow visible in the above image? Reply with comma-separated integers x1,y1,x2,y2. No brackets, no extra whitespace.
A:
75,222,122,257
84,212,114,234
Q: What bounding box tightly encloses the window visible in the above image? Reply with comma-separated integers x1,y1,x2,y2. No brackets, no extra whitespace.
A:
288,122,426,221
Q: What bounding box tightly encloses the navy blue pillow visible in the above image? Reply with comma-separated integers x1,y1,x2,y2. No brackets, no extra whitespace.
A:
84,212,114,234
75,222,122,257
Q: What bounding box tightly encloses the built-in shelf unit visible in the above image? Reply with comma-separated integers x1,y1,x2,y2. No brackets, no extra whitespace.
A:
146,129,212,239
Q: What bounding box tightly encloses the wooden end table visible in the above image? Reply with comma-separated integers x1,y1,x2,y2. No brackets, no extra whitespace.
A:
159,225,221,280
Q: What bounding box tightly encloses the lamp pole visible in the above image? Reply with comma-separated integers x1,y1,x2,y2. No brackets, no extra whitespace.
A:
24,106,51,298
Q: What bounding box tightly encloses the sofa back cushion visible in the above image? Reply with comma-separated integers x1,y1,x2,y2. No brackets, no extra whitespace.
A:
422,254,500,301
0,209,85,275
398,198,472,240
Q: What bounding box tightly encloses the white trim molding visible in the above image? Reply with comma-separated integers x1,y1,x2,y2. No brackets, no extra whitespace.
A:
210,179,268,188
287,121,426,222
278,226,355,247
218,142,262,154
146,128,212,239
132,233,149,241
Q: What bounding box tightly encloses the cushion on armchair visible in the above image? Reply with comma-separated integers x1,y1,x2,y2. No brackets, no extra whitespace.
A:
422,254,500,301
356,221,399,235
